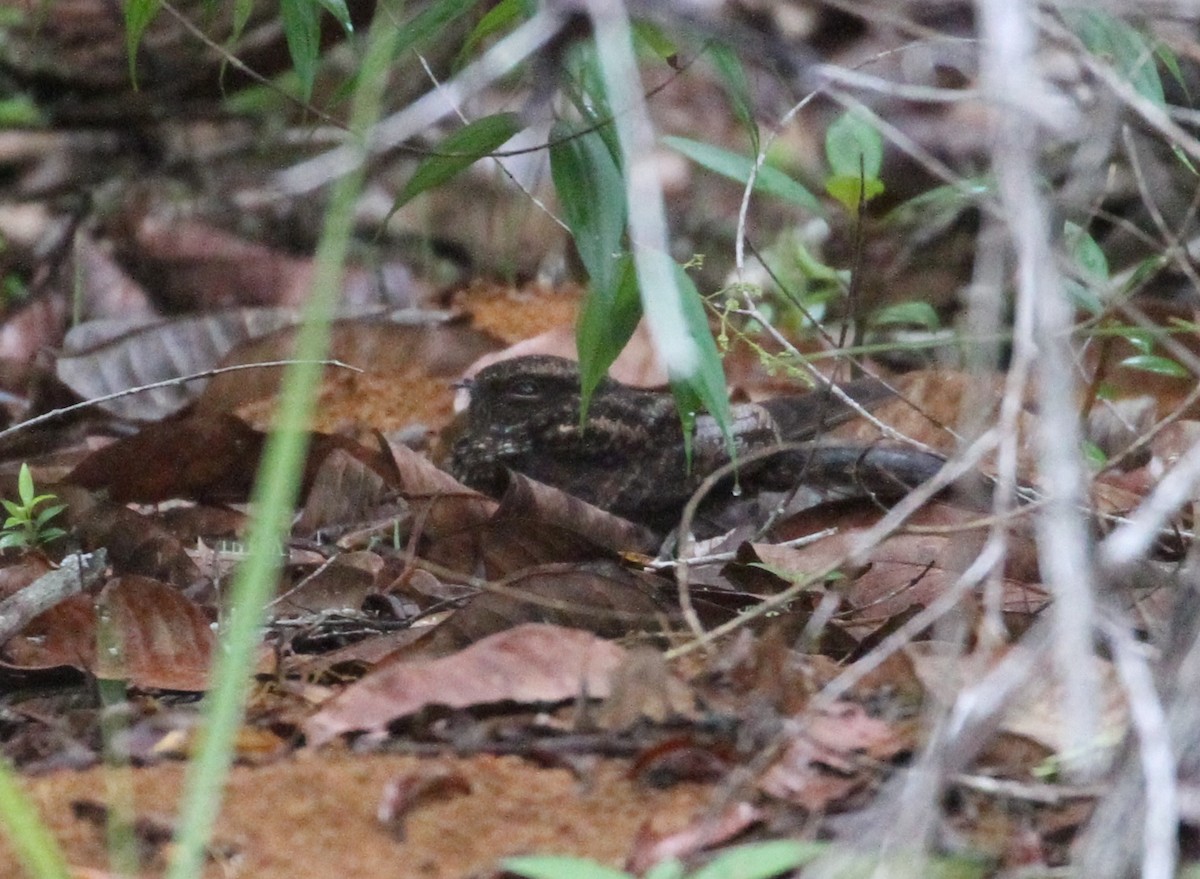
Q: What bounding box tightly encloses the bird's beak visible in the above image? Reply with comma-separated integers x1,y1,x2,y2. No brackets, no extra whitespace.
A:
452,376,475,414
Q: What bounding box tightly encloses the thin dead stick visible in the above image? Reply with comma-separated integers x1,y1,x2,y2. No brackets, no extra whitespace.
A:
1100,610,1179,879
0,359,361,443
0,550,107,645
666,429,999,658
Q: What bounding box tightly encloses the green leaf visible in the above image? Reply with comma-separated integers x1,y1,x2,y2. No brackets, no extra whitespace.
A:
576,254,642,417
17,463,33,507
34,505,65,527
1063,221,1109,282
630,20,678,63
280,0,321,100
393,112,523,208
316,0,353,33
1,500,21,519
0,96,43,128
394,0,482,61
124,0,162,87
232,0,254,42
36,527,66,544
662,136,822,213
667,263,734,464
642,858,686,879
1082,439,1109,468
550,121,627,294
825,106,884,180
0,532,28,550
455,0,534,68
707,42,758,152
1120,354,1190,377
825,174,885,212
869,301,940,330
689,841,827,879
1062,10,1164,106
501,855,633,879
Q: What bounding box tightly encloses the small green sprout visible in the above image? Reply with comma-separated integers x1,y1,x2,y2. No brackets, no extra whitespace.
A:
0,463,67,551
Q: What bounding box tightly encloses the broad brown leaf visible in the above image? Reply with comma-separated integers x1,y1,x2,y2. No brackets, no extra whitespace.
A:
304,622,627,746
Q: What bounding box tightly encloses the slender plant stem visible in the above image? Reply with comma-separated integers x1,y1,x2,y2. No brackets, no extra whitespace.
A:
163,9,400,878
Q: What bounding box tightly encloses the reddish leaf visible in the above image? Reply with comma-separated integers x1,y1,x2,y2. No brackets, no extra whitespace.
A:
304,623,627,746
57,484,203,590
759,701,910,809
67,412,264,504
96,575,216,690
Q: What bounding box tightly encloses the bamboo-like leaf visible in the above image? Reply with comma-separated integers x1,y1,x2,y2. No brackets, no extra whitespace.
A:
1063,10,1164,106
549,121,627,293
316,0,353,33
395,0,482,60
707,42,758,152
663,136,822,212
124,0,162,86
456,0,535,68
502,855,632,879
576,254,642,417
689,841,827,879
667,263,733,463
393,112,523,208
280,0,321,100
1120,354,1190,377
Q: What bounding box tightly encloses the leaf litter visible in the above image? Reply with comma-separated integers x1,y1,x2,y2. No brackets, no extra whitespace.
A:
1,6,1199,877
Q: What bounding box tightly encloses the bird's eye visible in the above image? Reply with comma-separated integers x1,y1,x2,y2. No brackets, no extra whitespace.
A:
508,379,541,400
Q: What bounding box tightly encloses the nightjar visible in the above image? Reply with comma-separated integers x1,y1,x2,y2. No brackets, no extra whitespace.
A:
448,355,943,530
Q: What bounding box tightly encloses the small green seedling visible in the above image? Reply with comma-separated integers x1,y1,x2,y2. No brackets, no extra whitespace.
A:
0,463,67,551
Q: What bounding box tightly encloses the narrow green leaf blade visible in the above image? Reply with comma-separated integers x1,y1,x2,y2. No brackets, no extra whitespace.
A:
501,855,633,879
1120,354,1190,377
124,0,162,87
456,0,534,67
662,136,822,212
576,254,642,417
316,0,353,33
667,263,733,459
393,112,523,208
689,840,827,879
394,0,481,61
280,0,321,100
707,42,758,151
549,121,627,292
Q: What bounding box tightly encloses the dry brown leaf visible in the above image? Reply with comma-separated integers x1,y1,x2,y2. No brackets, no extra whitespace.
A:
906,642,1129,756
95,576,215,690
478,471,660,576
57,484,203,590
762,500,1046,637
67,412,264,504
273,551,384,617
404,560,674,656
304,622,628,746
296,447,392,535
1,575,214,690
759,701,911,809
56,307,303,419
